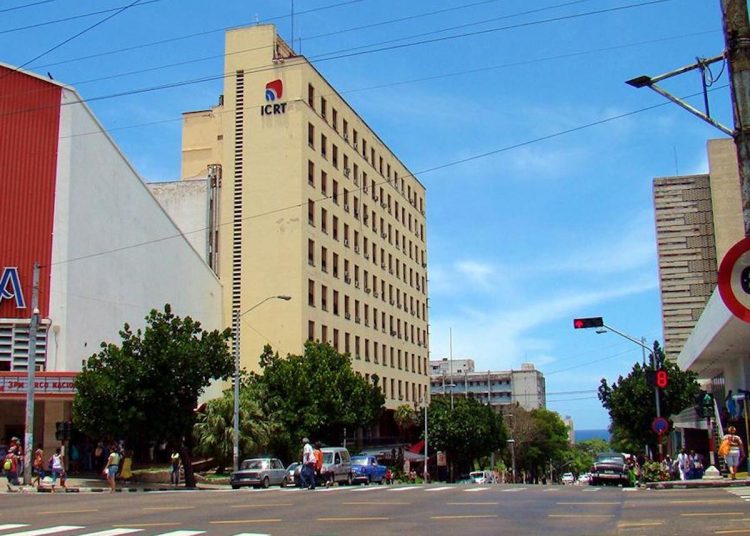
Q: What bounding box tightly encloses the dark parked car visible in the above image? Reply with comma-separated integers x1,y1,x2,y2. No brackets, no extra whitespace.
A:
351,455,387,484
230,457,289,489
589,452,629,486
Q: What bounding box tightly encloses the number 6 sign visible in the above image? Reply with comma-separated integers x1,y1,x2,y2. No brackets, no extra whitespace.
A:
718,237,750,323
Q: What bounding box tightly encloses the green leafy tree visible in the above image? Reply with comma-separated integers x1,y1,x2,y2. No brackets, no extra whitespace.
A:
423,396,506,478
73,304,233,487
193,385,271,472
598,341,699,454
249,341,385,460
394,404,418,439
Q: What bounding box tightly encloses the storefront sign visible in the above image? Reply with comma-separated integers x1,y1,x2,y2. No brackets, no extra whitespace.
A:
0,267,26,308
260,79,287,116
0,372,76,399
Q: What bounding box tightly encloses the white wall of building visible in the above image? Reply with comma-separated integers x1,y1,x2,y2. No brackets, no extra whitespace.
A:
48,88,224,374
148,179,209,262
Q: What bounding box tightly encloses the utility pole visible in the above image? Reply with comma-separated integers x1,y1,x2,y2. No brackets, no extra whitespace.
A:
23,263,40,485
722,0,750,236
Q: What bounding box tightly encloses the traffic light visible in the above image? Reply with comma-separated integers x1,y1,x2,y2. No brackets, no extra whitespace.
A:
695,390,714,418
645,369,669,389
573,317,604,329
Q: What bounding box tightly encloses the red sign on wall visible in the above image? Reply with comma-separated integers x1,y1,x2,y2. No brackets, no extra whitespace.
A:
0,66,61,319
0,372,76,399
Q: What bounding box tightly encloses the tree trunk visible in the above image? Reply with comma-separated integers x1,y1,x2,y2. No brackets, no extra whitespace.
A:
180,445,196,488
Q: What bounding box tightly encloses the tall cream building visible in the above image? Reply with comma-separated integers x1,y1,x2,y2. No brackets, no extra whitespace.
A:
178,25,430,410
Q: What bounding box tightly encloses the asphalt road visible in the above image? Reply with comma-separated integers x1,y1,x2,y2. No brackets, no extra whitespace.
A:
1,483,749,535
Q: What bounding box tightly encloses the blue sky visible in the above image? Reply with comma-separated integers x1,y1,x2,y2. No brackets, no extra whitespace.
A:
2,0,731,429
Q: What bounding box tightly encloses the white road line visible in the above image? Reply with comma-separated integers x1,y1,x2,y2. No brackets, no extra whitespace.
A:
388,486,423,491
352,486,382,492
150,532,204,536
77,530,144,536
232,534,271,536
501,488,527,492
1,528,84,536
464,487,489,492
425,486,452,492
543,488,560,492
0,528,29,533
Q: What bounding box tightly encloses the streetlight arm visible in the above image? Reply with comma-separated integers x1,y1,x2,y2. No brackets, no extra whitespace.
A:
238,295,292,317
602,323,652,354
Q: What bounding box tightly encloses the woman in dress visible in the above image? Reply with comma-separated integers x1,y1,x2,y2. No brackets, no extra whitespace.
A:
723,426,745,480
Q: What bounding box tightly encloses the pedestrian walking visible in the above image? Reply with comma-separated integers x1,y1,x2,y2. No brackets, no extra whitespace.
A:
50,447,67,493
313,442,323,487
677,448,691,481
104,443,121,493
3,447,19,492
722,426,745,480
32,444,45,488
170,450,181,487
301,437,316,490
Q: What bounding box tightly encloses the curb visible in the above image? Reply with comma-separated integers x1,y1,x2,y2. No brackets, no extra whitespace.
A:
644,479,750,490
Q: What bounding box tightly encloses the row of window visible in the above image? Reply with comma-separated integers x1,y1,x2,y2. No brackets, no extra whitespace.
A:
306,84,425,215
307,236,426,306
307,279,427,346
306,155,425,246
307,320,427,377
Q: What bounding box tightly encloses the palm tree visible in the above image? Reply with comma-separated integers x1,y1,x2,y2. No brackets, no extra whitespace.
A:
193,388,270,472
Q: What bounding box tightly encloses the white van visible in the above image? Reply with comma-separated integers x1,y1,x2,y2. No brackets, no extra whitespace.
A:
320,447,352,486
469,470,496,484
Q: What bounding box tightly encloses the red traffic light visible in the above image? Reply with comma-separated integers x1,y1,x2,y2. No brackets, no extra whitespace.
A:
656,369,668,389
573,317,604,329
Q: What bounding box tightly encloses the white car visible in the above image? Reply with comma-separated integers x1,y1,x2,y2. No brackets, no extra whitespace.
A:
577,473,591,485
469,470,496,484
561,472,575,485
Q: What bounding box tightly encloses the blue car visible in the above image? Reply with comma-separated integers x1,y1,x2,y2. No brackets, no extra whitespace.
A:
351,455,386,484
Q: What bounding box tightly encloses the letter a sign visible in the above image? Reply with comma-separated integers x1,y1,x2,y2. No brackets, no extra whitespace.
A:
0,267,26,308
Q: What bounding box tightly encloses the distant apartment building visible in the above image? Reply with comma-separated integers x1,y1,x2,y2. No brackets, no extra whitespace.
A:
152,24,430,410
429,360,546,411
653,139,744,360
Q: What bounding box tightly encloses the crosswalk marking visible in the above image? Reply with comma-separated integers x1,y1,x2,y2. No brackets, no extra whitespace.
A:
77,530,143,536
388,486,422,491
464,487,489,492
1,528,84,536
151,532,205,536
501,487,527,492
543,488,560,492
424,486,452,492
726,489,750,501
0,527,29,533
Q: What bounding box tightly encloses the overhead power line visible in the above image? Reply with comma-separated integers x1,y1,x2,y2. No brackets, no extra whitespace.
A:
4,0,147,76
0,0,63,14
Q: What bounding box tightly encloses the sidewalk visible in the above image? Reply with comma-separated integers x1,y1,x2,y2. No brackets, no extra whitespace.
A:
643,476,750,490
3,475,230,494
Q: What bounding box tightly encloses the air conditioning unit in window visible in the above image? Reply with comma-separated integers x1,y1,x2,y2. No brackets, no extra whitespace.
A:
354,245,360,253
373,291,379,298
345,313,351,320
365,287,371,294
355,316,361,323
344,168,351,177
364,251,370,259
381,232,387,239
363,185,369,193
345,276,351,284
344,239,349,246
344,132,349,141
344,204,350,211
390,299,395,306
355,281,360,289
354,210,360,218
381,262,386,269
373,194,379,201
390,330,397,337
380,202,387,208
353,142,358,150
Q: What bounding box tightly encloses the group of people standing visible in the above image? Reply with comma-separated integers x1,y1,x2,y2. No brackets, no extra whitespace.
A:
300,438,323,490
4,439,68,493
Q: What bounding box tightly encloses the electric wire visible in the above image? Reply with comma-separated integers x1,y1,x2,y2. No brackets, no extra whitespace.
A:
0,0,685,115
3,0,147,75
0,0,163,35
0,0,63,14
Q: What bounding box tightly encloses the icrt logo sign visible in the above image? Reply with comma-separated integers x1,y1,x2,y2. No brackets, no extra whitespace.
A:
0,267,26,308
261,79,287,116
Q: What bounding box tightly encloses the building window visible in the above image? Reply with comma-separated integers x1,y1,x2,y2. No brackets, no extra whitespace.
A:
321,134,327,159
343,119,349,139
374,343,379,364
355,335,360,359
321,324,328,342
308,239,315,266
308,84,315,107
321,208,328,234
308,160,314,186
332,145,338,169
345,332,350,354
321,246,328,272
332,108,338,131
332,180,339,204
308,321,315,341
308,199,315,226
308,279,315,306
321,285,328,311
321,171,327,195
308,123,315,148
321,97,327,120
333,252,339,277
333,328,339,351
332,216,339,241
333,290,339,315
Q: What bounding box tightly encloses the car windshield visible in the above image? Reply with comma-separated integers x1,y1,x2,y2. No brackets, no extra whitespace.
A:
351,457,370,466
596,454,624,464
323,452,334,463
240,459,268,470
469,472,484,478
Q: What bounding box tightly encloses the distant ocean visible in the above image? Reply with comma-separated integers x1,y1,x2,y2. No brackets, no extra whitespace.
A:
575,429,610,442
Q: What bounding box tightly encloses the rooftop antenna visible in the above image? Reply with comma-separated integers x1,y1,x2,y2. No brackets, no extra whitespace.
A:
290,0,295,52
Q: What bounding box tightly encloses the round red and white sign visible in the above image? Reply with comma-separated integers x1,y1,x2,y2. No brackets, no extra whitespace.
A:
718,236,750,323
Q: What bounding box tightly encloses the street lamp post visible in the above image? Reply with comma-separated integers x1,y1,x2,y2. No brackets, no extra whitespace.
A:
232,295,291,473
421,395,429,482
507,439,516,484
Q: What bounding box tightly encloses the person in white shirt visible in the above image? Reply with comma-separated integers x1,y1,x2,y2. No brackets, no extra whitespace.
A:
301,438,316,490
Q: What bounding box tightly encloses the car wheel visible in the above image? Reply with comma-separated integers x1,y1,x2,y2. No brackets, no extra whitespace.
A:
231,484,240,490
281,476,289,488
261,476,270,489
